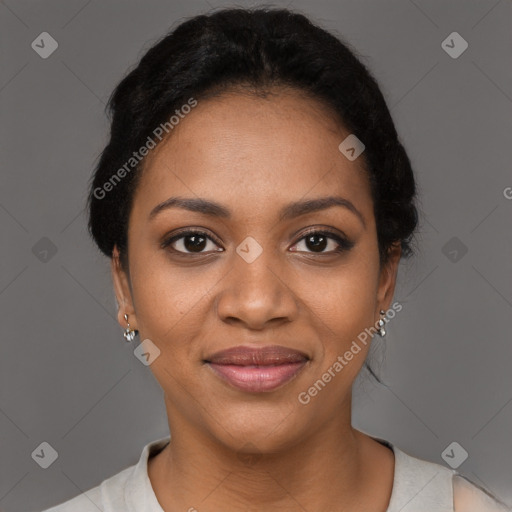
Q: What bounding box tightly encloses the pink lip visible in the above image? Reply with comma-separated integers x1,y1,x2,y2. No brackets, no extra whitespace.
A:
204,345,309,393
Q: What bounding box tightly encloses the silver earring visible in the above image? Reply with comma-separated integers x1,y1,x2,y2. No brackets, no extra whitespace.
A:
377,309,387,337
123,313,137,342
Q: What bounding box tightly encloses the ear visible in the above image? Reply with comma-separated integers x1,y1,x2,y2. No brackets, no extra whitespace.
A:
111,245,138,331
376,242,402,315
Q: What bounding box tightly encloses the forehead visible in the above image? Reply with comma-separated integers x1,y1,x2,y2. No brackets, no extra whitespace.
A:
133,89,373,221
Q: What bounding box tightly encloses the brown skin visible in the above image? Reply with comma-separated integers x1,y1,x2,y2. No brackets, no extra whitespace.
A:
111,88,401,512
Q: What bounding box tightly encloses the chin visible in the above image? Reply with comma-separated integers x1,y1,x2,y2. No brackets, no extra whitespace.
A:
206,404,306,454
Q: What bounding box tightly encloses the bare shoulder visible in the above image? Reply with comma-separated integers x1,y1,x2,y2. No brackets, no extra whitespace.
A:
453,474,511,512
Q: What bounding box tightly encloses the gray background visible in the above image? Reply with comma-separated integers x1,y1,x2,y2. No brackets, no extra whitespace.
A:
1,0,511,510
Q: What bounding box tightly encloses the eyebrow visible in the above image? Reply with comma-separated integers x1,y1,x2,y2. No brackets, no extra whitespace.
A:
149,195,366,228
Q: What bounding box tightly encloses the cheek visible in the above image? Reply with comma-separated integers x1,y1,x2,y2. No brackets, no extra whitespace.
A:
128,263,213,397
128,254,219,347
311,256,378,318
303,254,380,355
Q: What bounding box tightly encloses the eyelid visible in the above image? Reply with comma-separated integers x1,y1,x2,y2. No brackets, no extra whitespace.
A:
161,226,353,255
160,228,224,252
290,227,354,253
294,226,349,242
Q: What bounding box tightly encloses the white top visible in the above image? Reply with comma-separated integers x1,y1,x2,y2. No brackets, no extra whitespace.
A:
42,436,510,512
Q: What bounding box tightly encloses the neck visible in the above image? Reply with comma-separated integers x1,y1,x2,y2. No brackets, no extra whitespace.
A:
148,395,385,512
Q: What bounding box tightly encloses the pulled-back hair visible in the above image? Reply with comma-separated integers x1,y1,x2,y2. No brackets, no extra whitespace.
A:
88,7,418,271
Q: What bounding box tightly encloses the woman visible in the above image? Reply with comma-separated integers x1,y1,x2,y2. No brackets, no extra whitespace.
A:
43,7,509,512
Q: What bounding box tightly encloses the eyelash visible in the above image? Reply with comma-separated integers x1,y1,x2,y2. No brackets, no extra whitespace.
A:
161,228,354,256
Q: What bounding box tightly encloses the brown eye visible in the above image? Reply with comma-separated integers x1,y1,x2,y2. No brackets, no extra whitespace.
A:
290,230,354,254
162,230,223,254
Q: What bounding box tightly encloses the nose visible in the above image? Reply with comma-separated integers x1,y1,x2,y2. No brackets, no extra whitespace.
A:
215,248,299,330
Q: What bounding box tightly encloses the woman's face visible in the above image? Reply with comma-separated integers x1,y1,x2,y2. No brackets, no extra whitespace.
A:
112,89,400,452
